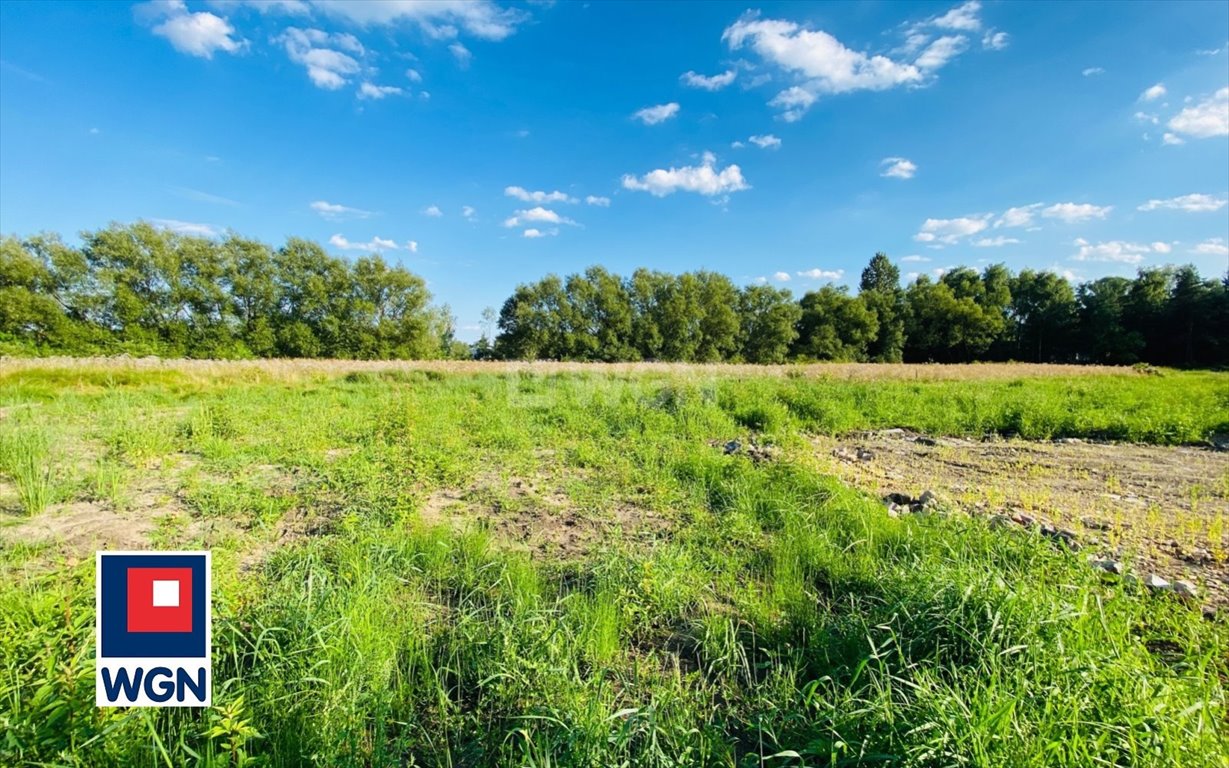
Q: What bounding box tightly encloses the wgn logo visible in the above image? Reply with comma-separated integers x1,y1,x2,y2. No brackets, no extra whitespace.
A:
96,551,211,707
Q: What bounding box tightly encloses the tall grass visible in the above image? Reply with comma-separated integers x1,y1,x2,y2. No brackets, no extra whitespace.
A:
0,425,56,515
0,365,1225,766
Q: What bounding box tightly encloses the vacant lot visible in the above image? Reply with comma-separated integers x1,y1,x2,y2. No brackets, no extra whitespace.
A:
1,360,1227,767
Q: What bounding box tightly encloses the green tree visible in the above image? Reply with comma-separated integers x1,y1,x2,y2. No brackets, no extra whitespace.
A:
1077,276,1142,364
859,253,905,362
793,285,879,361
737,284,801,363
1010,270,1077,362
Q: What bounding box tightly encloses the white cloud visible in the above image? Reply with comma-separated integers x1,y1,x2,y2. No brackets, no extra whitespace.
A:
139,0,246,58
276,28,361,89
1071,237,1165,264
913,214,991,244
972,236,1020,247
208,0,311,14
1082,67,1105,77
772,271,791,282
931,1,982,31
422,205,443,217
584,195,611,207
449,42,472,66
1167,87,1229,139
1151,242,1172,254
406,240,419,252
680,69,736,90
150,218,219,237
749,134,782,149
1191,238,1229,256
982,30,1008,50
1134,111,1159,125
461,205,476,220
1138,193,1227,213
994,203,1042,228
899,255,930,263
311,0,526,41
633,102,680,125
797,268,843,280
503,207,576,227
622,151,749,197
328,233,404,252
731,140,746,149
1139,83,1167,101
1162,132,1185,145
405,68,423,83
1041,202,1113,223
522,228,558,239
358,82,404,99
723,14,943,121
505,186,576,204
310,200,372,220
880,156,916,179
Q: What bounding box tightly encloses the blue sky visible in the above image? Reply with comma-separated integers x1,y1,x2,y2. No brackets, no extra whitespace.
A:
1,1,1227,340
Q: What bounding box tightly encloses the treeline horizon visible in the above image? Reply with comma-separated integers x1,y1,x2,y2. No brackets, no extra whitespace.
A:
2,222,1227,367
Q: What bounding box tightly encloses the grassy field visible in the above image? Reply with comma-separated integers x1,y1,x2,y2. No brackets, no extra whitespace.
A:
1,361,1227,767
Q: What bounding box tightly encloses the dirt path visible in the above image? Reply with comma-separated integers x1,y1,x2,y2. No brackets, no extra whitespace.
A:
814,430,1229,605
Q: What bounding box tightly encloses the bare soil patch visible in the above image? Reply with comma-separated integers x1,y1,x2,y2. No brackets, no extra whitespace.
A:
813,430,1229,605
420,472,670,558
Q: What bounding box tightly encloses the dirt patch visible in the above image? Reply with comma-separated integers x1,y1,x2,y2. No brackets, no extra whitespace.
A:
0,501,154,562
420,472,670,558
813,430,1229,605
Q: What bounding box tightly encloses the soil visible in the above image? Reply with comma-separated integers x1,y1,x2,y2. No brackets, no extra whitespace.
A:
813,429,1229,606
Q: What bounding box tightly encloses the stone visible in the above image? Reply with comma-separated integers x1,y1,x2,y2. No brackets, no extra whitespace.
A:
919,489,938,506
884,492,914,506
723,440,741,455
915,436,938,446
1143,573,1170,591
856,448,875,462
885,503,901,518
1088,557,1125,575
1055,437,1083,445
1170,580,1198,599
1080,516,1111,531
988,514,1012,530
1011,513,1036,527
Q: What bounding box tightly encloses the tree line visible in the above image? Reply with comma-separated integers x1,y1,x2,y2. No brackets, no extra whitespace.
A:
1,223,460,359
3,224,1225,365
490,255,1229,366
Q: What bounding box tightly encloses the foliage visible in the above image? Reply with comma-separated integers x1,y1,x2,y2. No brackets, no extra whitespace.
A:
0,223,457,359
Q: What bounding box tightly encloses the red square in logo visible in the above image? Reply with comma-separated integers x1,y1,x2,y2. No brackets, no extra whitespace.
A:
127,567,193,633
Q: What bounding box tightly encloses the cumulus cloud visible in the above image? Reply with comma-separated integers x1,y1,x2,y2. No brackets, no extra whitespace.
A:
880,157,917,179
982,30,1009,50
621,152,749,197
310,200,372,220
899,255,931,263
633,102,680,125
1192,238,1229,256
973,236,1020,247
1167,87,1229,139
772,271,791,282
1082,67,1105,77
585,195,611,207
422,205,443,217
680,69,736,90
503,207,576,227
913,214,991,245
138,0,246,58
405,68,423,82
749,134,782,149
797,268,844,280
1041,202,1113,223
522,228,558,239
276,27,362,89
1162,132,1185,145
311,0,527,41
449,42,472,66
328,233,404,252
461,205,476,220
1071,238,1166,264
994,203,1043,228
1138,193,1227,212
505,186,576,204
150,218,219,237
931,0,983,31
358,82,404,99
1139,83,1166,101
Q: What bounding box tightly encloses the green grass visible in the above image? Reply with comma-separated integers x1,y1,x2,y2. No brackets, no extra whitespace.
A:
0,364,1226,767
